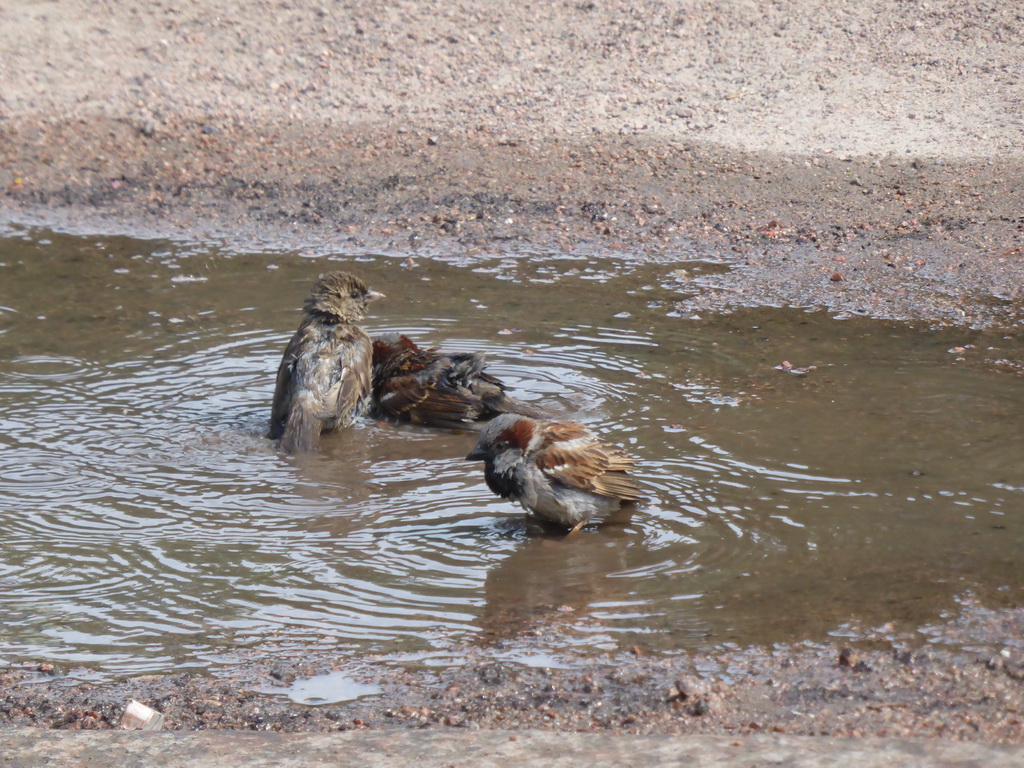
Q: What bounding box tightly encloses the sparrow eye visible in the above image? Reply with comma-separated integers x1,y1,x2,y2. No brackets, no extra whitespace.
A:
350,291,361,299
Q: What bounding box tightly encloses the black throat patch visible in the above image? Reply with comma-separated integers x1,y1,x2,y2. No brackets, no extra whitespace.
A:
483,461,519,500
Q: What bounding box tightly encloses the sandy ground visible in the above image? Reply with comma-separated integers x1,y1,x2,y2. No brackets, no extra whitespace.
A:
1,0,1024,742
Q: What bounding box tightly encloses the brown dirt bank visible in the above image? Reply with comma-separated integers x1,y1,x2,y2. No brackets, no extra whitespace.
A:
3,119,1024,328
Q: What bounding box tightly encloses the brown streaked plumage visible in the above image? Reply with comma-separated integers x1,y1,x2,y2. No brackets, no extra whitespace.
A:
465,413,642,532
371,333,546,429
270,271,384,452
532,420,640,501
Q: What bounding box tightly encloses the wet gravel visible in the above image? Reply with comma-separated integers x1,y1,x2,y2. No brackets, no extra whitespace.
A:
4,634,1024,741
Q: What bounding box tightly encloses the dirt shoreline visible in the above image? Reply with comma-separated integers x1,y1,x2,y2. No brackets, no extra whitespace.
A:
4,121,1024,327
1,0,1023,741
3,630,1024,739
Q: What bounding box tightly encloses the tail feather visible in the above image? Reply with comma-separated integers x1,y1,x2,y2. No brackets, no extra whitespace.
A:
280,400,321,452
482,392,550,420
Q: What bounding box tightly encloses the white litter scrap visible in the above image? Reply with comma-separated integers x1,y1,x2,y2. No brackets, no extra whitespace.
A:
120,700,165,731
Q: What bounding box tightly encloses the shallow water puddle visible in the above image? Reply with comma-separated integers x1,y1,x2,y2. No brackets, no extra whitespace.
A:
0,227,1022,679
255,670,383,705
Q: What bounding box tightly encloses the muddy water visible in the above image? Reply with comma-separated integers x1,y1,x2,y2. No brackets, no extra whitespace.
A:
0,226,1022,680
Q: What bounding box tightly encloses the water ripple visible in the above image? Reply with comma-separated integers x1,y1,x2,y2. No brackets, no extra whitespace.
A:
1,234,1022,678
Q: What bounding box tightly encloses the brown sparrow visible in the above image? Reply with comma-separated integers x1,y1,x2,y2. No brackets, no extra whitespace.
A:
371,333,546,429
270,271,384,452
465,413,642,532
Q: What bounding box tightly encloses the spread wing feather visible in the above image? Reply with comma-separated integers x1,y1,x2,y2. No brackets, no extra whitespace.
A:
372,335,543,426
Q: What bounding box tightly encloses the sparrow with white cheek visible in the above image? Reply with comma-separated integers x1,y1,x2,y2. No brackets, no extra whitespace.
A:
270,271,384,452
465,413,642,532
371,333,546,429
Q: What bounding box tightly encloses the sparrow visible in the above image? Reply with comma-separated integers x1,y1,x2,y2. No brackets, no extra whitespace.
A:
371,333,546,429
465,413,642,532
270,271,384,452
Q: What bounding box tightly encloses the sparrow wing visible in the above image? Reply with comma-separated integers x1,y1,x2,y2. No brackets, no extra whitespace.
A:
269,327,307,439
375,373,432,418
414,390,486,427
379,374,487,426
534,421,643,501
326,329,373,422
372,336,547,426
372,335,437,417
448,353,549,420
372,339,485,426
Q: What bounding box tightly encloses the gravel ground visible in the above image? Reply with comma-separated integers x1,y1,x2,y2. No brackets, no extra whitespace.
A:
3,635,1024,739
1,0,1023,741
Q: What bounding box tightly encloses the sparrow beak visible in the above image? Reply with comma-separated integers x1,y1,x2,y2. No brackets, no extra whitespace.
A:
366,289,385,303
465,445,487,461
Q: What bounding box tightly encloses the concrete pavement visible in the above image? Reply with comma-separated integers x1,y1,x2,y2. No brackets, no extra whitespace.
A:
2,729,1023,767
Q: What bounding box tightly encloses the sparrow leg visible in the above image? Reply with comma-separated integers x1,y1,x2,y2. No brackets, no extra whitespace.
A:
565,520,587,536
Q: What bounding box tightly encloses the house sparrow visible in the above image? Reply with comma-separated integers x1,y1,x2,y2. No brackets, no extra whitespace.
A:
371,333,546,429
465,413,642,532
270,271,384,452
